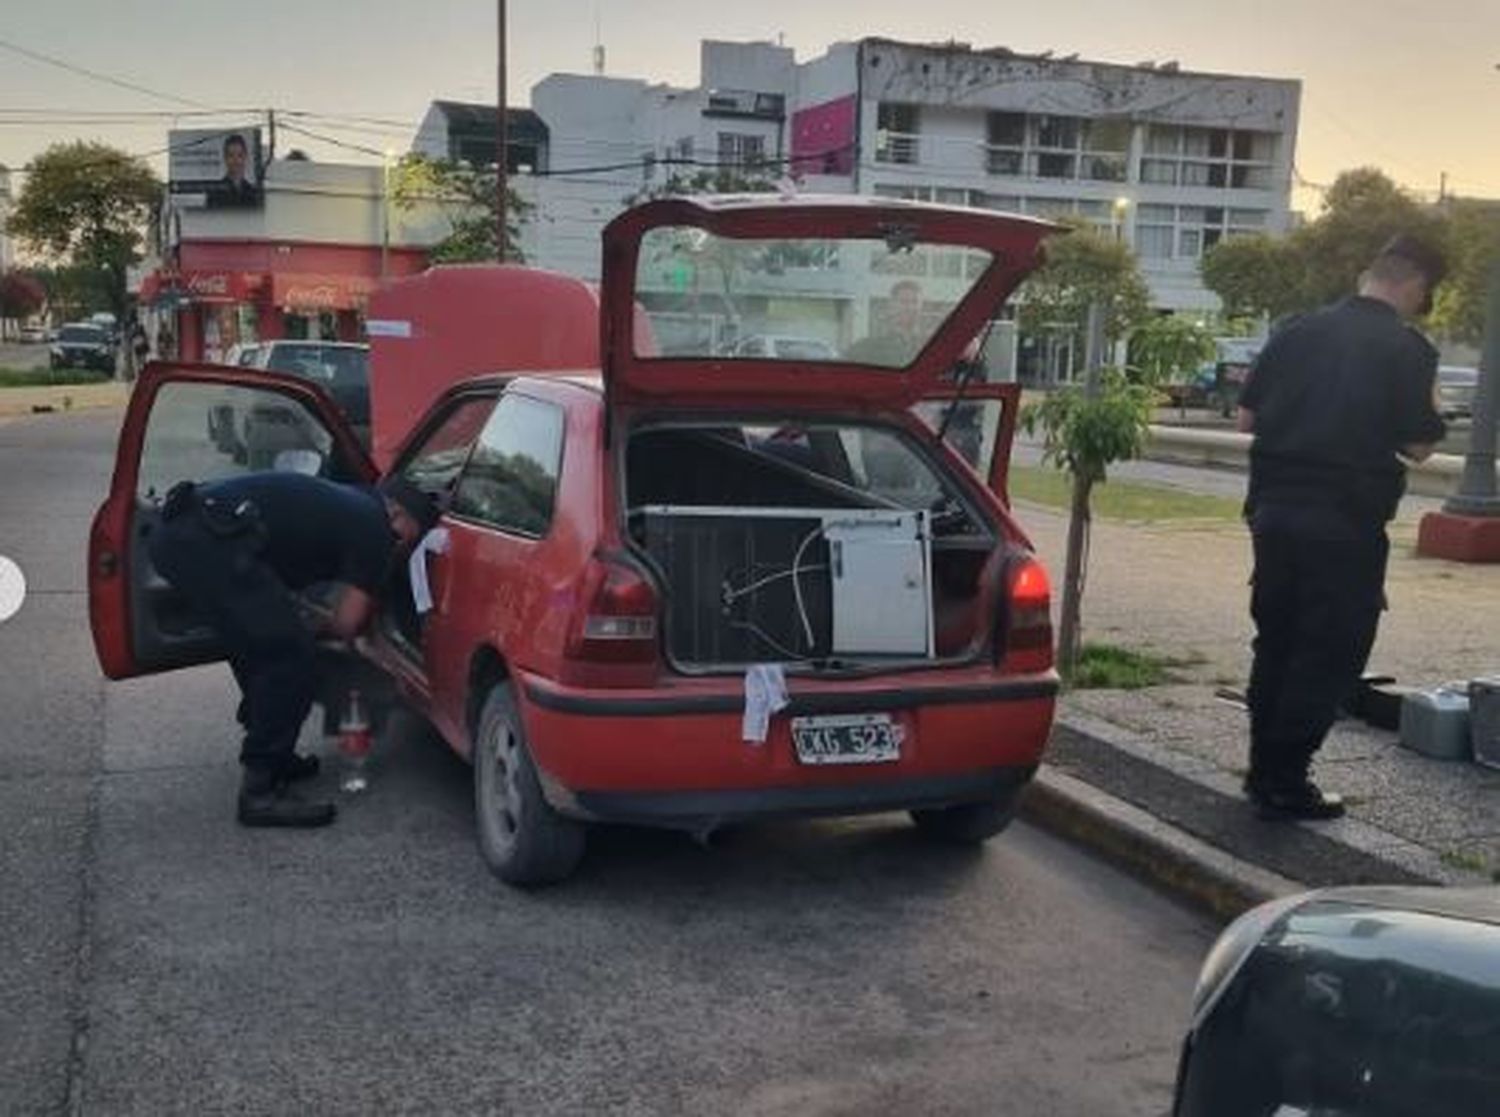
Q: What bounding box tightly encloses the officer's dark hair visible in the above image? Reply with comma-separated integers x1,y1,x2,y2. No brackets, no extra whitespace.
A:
1367,234,1447,290
223,133,248,157
378,476,441,534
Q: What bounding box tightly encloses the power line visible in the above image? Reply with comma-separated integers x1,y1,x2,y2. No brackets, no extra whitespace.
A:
6,132,234,175
277,120,388,159
0,35,224,111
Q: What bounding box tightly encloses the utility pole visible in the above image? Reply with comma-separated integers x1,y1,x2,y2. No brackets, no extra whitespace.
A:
1446,261,1500,516
1417,260,1500,561
496,0,508,263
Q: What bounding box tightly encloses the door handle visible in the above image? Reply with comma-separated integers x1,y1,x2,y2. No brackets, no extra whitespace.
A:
97,551,119,577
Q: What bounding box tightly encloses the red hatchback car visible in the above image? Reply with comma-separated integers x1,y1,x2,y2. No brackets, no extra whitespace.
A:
89,196,1060,885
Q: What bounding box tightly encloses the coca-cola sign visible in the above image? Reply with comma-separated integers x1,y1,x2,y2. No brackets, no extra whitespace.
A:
281,283,341,310
185,272,230,297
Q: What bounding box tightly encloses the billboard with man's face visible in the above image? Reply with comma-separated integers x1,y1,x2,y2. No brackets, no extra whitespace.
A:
168,128,263,209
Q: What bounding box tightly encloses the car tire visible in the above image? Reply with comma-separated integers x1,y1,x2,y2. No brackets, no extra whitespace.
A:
910,791,1021,845
473,682,585,886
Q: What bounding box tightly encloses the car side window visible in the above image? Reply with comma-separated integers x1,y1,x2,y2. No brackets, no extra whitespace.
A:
138,381,340,499
450,394,565,538
396,396,498,500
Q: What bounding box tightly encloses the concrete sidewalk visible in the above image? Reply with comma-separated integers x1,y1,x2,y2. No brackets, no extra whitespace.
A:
1015,489,1499,911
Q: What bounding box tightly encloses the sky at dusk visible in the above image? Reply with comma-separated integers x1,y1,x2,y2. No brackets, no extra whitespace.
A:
2,0,1497,213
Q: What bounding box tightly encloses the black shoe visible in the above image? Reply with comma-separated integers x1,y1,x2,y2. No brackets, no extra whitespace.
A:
1245,778,1345,821
237,773,336,829
284,753,320,783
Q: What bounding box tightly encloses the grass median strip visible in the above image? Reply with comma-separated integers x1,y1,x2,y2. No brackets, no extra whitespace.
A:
1009,465,1242,522
0,367,114,388
1069,643,1196,690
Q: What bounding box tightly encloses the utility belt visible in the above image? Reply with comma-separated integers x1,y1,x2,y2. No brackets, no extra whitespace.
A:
161,481,268,551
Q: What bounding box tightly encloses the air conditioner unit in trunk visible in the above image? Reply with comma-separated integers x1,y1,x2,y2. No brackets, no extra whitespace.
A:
640,505,934,666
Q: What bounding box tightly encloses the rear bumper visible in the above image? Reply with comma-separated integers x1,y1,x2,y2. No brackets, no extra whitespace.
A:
518,670,1058,826
571,765,1036,828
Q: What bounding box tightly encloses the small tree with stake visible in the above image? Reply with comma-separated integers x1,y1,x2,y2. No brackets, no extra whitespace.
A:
1019,226,1158,681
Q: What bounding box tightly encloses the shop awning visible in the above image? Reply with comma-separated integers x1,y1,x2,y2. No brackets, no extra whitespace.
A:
140,269,260,305
271,273,379,312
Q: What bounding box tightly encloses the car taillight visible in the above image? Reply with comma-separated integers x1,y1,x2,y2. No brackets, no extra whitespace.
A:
1002,555,1053,672
567,554,660,664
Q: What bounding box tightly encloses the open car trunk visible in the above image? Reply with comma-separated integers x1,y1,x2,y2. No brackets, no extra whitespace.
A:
623,418,1006,673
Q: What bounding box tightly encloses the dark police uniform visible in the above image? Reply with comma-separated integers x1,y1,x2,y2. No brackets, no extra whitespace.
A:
148,473,395,782
1240,295,1445,794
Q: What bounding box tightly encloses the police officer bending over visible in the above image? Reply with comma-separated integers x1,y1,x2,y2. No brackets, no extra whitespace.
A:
149,472,438,828
1238,234,1447,820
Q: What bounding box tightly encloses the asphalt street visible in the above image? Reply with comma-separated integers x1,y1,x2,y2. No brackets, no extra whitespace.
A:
1,410,1217,1117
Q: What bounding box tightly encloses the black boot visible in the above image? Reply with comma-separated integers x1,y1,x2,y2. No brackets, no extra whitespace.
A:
1244,776,1345,821
283,753,321,782
237,769,336,829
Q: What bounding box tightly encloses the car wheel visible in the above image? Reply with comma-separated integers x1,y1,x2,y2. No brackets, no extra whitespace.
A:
473,682,585,886
910,791,1022,845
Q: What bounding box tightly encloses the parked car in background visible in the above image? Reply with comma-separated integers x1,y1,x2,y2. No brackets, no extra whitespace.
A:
89,196,1061,887
50,323,116,373
208,341,371,466
1173,885,1500,1116
18,324,49,344
1437,365,1479,420
727,335,838,361
89,312,121,348
1210,337,1263,417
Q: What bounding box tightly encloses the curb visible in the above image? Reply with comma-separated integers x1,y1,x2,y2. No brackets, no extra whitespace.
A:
1020,764,1302,923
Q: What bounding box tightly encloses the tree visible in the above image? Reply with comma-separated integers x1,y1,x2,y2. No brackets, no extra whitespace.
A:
7,142,160,322
390,154,530,263
0,271,46,340
1200,169,1445,324
1430,200,1500,346
1200,233,1304,321
1018,224,1152,379
1292,168,1443,310
30,264,114,322
1128,314,1217,384
1022,362,1160,679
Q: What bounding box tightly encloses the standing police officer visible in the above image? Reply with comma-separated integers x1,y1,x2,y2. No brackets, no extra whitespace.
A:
1238,234,1448,820
149,471,437,828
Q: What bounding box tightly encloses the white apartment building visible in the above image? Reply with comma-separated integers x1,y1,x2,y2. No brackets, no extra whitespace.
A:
513,39,1298,315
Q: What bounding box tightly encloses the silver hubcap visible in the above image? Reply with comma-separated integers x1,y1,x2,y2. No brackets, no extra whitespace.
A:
485,719,523,849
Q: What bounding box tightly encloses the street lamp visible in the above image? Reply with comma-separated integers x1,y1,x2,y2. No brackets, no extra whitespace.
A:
1112,196,1131,244
381,148,395,279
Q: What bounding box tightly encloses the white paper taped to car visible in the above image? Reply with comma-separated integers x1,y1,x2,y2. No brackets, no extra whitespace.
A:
742,663,789,744
408,527,451,614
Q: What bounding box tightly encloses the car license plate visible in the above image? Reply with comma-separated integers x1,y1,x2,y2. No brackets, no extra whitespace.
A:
791,713,902,765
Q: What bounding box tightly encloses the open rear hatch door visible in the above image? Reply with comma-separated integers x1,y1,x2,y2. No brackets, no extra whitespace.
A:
600,194,1056,410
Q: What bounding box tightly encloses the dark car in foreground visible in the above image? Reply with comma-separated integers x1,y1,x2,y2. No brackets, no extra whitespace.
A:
50,323,116,373
1174,885,1500,1116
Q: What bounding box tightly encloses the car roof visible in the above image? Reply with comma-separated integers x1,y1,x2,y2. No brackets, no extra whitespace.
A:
1306,884,1500,928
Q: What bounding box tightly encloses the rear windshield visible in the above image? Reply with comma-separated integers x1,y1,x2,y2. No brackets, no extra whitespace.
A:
627,420,989,537
266,345,368,384
59,326,106,343
634,228,992,368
